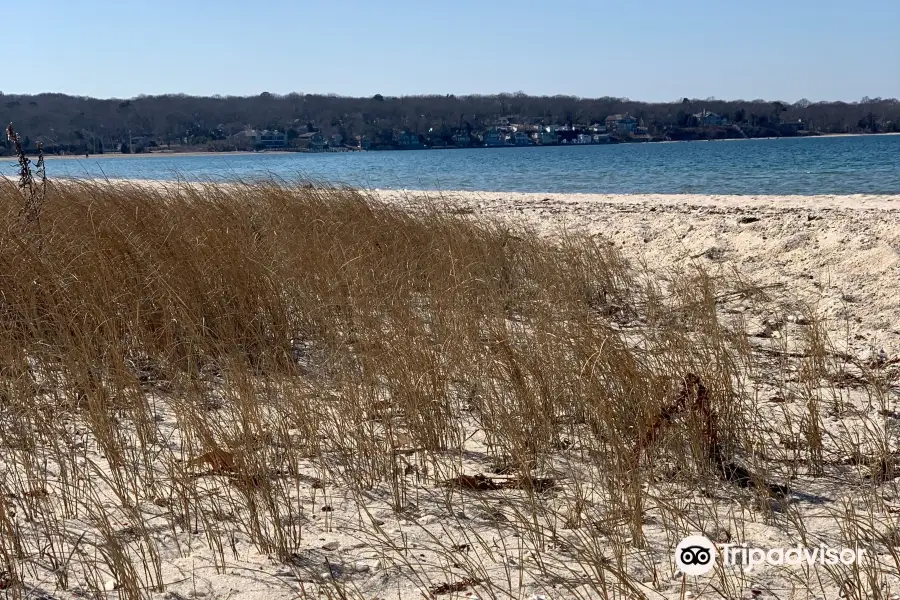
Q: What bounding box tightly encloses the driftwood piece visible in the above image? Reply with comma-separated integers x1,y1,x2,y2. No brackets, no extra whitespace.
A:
636,373,789,498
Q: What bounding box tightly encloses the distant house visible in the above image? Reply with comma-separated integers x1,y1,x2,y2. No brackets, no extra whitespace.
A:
576,133,593,144
329,133,344,149
780,119,805,132
533,130,558,145
425,128,447,147
296,131,326,152
129,135,154,151
693,110,727,127
555,128,578,144
483,129,507,147
452,129,471,146
354,135,372,150
592,133,611,143
511,131,533,146
232,128,259,145
397,131,424,149
231,128,287,149
257,129,288,148
605,114,638,134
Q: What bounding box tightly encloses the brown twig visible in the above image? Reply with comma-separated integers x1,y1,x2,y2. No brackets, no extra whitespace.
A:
6,123,46,226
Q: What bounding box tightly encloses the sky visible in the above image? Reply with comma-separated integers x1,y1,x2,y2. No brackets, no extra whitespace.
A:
3,0,898,103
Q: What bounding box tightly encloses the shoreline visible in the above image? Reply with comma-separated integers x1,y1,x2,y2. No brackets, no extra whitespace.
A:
0,131,897,161
14,177,900,201
0,150,297,161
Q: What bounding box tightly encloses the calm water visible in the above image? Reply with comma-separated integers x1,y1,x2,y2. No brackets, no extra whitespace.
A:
9,134,900,195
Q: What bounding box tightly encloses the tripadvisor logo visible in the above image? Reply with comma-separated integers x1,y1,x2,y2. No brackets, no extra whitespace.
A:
675,535,866,575
675,535,717,576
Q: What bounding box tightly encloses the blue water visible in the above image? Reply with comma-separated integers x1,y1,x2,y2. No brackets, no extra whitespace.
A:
8,134,899,195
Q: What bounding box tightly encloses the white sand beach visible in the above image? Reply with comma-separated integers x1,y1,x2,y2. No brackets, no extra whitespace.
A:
375,190,900,357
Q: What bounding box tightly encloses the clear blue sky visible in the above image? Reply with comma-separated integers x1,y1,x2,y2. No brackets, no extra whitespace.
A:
5,0,898,102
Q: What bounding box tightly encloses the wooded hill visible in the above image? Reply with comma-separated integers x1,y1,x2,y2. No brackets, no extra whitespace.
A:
2,92,897,153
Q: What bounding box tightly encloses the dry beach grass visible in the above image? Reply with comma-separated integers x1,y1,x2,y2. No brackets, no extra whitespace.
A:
1,177,900,600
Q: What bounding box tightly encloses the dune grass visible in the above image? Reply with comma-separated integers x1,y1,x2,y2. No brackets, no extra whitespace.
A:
0,178,898,599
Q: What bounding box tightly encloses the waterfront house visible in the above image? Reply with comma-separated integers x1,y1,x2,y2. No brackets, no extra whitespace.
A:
780,119,805,133
483,129,507,147
605,114,638,134
330,133,344,148
426,128,451,147
452,129,471,146
397,131,424,149
511,131,533,146
232,128,258,146
533,130,558,145
296,131,326,152
555,128,577,144
234,128,288,149
693,110,727,126
127,135,154,151
257,129,288,148
576,133,593,144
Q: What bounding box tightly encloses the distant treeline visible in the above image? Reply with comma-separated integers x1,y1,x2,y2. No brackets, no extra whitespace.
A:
1,92,898,153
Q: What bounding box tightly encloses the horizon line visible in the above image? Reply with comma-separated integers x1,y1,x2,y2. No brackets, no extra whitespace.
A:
2,90,898,105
